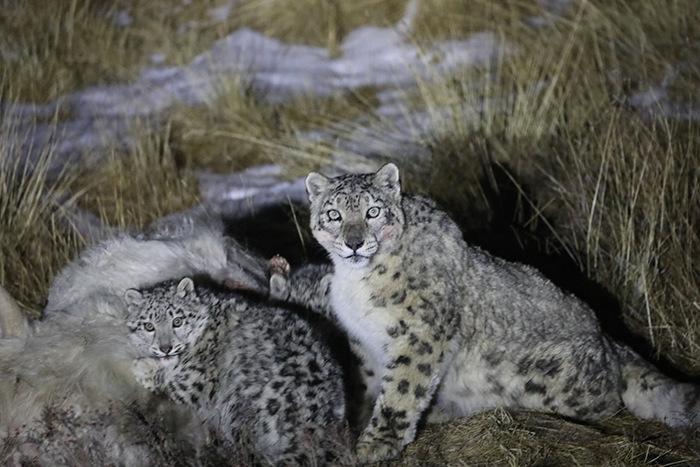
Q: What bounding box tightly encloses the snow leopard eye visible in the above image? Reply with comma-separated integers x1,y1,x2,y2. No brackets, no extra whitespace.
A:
366,206,381,219
144,322,155,332
327,209,342,222
172,317,183,328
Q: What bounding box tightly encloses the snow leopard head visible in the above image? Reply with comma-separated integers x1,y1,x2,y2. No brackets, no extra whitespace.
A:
125,277,207,360
306,163,405,269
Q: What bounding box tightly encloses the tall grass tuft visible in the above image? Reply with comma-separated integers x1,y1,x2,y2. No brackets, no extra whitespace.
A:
402,0,700,372
0,107,83,314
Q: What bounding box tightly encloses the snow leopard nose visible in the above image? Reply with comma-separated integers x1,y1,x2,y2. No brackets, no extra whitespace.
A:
159,344,172,354
345,238,364,252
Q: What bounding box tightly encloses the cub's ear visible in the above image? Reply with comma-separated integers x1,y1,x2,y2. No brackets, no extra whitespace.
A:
374,163,401,199
176,277,195,298
124,289,143,306
305,172,329,203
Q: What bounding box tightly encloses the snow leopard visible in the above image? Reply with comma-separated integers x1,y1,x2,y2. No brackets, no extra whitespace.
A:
0,213,275,466
126,277,349,465
269,162,700,463
0,223,250,466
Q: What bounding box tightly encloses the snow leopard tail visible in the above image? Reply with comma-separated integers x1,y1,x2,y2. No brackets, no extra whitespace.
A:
616,343,699,427
0,283,29,339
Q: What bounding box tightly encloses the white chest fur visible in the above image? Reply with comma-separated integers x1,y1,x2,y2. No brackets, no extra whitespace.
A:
330,265,393,369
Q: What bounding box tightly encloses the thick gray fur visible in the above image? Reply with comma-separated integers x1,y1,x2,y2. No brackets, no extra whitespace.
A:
0,299,207,466
270,262,334,319
271,163,700,463
0,284,28,339
127,278,348,465
46,221,267,320
1,219,269,465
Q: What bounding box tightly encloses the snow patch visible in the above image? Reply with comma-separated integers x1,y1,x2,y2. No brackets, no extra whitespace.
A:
628,65,700,121
208,2,236,23
112,9,133,28
149,53,167,65
4,0,505,173
198,165,308,218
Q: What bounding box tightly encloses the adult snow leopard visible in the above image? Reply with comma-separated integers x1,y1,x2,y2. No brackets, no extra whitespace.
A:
270,162,699,463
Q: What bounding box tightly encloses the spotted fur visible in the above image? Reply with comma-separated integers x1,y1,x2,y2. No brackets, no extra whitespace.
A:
126,278,348,465
270,263,334,319
278,163,700,463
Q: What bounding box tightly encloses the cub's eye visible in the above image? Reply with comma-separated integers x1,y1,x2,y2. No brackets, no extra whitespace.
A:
327,209,342,222
366,206,381,219
172,317,183,328
144,322,155,332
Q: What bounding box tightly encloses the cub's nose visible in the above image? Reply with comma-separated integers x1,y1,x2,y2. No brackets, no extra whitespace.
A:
159,344,173,354
345,239,365,252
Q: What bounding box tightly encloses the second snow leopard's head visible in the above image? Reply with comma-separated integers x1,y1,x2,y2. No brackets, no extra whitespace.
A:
125,277,207,360
306,163,405,269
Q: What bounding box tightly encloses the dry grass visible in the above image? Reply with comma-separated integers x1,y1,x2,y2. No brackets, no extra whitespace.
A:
0,0,260,102
73,124,201,230
537,117,700,372
401,409,699,466
411,0,543,42
0,0,137,101
402,0,700,374
233,0,405,53
0,112,83,314
0,0,699,465
169,78,378,176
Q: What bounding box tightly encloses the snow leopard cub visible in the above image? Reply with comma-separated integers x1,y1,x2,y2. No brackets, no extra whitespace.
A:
126,277,348,465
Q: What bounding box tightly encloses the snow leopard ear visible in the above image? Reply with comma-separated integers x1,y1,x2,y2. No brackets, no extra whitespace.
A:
124,289,143,306
374,163,401,199
176,277,195,298
305,172,329,203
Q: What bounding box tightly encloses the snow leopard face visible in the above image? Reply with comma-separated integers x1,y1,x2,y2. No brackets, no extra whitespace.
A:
306,163,405,269
125,277,207,360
